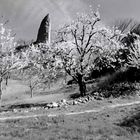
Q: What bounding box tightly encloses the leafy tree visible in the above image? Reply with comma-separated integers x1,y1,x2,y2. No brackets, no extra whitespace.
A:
113,18,138,34
18,43,59,95
54,7,124,96
20,67,40,98
127,38,140,68
93,27,125,71
113,19,140,65
0,23,20,100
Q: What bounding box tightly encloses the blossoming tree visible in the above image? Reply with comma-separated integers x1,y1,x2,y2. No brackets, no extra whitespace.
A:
55,8,124,96
0,23,20,100
18,43,58,97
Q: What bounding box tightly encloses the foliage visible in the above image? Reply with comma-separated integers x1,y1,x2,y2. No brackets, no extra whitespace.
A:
127,37,140,68
113,18,139,34
97,82,136,98
20,67,41,98
54,7,125,96
93,26,124,71
0,23,20,99
112,18,140,66
18,43,62,94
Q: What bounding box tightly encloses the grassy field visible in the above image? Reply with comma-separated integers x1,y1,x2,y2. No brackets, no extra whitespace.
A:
0,100,140,140
1,79,76,106
1,79,140,139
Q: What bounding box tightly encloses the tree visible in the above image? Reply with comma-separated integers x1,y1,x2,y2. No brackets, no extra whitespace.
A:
112,19,140,65
127,37,140,68
112,18,137,34
18,43,58,95
54,8,124,96
20,67,40,98
0,23,20,100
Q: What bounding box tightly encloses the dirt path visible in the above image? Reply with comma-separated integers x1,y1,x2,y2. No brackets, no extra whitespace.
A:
0,100,140,121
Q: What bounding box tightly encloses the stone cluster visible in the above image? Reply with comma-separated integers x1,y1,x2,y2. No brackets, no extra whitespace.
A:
10,92,103,113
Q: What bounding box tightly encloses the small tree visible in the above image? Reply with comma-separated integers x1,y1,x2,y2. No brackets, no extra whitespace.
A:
127,38,140,68
21,67,40,98
0,23,19,100
18,43,58,95
55,8,124,96
55,8,101,96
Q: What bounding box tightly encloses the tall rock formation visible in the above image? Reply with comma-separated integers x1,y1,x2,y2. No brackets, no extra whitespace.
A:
15,14,50,52
35,14,50,44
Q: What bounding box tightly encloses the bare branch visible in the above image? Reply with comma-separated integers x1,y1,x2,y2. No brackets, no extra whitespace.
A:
71,29,81,54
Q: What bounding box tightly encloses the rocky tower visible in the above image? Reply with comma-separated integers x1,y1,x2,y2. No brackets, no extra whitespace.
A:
35,14,50,44
15,14,51,52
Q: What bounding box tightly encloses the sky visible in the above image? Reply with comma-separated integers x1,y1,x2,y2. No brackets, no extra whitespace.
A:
0,0,140,41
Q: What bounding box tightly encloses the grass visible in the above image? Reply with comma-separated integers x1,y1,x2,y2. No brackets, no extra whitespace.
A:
1,77,140,139
0,102,140,139
1,79,77,106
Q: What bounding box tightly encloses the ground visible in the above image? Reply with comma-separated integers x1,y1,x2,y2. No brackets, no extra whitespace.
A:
0,80,140,140
0,99,140,140
1,79,76,106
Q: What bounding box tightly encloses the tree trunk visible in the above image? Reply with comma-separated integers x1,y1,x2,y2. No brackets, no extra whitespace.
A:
29,84,33,98
77,74,86,97
64,72,67,84
30,89,33,98
5,72,10,86
5,77,8,86
0,78,2,100
48,80,51,89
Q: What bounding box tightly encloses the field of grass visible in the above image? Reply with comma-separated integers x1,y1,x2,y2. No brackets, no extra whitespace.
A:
1,79,140,140
0,100,140,140
1,79,77,106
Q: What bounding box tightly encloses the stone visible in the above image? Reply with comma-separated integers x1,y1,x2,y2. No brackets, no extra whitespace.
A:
45,107,48,110
13,109,18,113
36,14,50,44
47,103,53,108
15,14,51,53
94,96,103,100
61,99,67,104
85,98,89,102
93,92,100,96
31,107,37,111
67,101,73,105
23,110,29,113
77,99,82,103
73,100,78,105
81,100,86,103
52,102,58,108
87,95,92,100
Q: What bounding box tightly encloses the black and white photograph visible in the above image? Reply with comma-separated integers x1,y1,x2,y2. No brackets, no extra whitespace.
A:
0,0,140,139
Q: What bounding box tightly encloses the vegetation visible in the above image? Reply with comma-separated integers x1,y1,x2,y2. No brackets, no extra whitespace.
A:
1,5,140,140
1,6,140,99
0,23,21,100
54,9,125,96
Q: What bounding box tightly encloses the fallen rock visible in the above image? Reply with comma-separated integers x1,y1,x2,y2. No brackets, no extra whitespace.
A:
47,104,53,108
13,109,18,113
45,107,48,110
61,99,67,104
77,99,82,103
52,102,58,108
67,101,73,105
31,107,37,111
81,100,87,104
94,96,103,100
93,92,100,96
73,100,78,105
23,110,29,113
87,95,92,100
85,98,89,102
